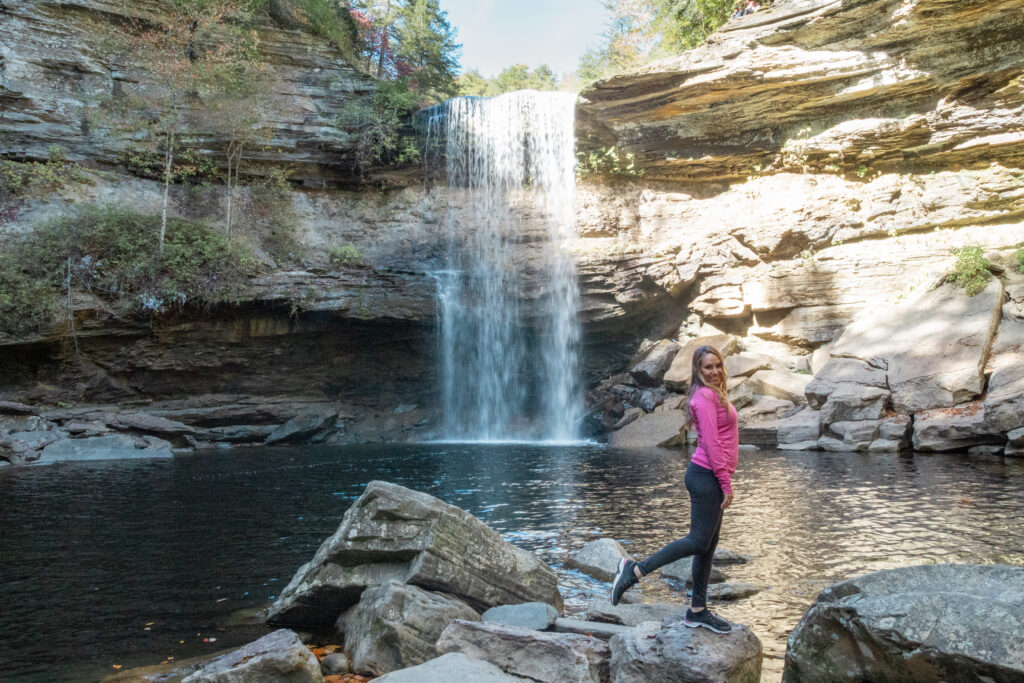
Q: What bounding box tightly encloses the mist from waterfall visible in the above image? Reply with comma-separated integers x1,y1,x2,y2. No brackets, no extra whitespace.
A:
426,91,582,443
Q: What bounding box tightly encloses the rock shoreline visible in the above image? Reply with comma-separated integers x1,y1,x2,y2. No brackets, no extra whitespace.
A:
103,482,1024,683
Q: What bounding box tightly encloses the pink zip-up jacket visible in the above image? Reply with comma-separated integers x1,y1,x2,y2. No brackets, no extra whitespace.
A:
688,386,739,495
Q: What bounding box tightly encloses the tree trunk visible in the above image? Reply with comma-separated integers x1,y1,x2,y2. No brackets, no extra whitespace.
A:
161,129,174,256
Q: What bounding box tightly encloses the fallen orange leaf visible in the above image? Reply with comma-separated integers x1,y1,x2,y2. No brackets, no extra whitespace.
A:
112,665,122,670
311,647,326,657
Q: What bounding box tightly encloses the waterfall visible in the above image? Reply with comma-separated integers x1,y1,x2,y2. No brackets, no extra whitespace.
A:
426,91,582,442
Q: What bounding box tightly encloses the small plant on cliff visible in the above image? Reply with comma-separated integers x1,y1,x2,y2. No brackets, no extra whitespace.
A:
575,146,644,179
948,246,990,296
0,204,260,335
1015,246,1024,274
328,244,363,267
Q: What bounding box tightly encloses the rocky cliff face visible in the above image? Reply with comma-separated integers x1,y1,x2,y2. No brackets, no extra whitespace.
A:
2,0,1022,455
575,0,1024,452
0,0,378,185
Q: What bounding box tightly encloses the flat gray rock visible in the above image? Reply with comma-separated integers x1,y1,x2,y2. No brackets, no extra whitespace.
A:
482,602,559,631
437,620,609,683
182,629,322,683
553,617,635,639
783,564,1024,682
566,538,628,582
584,601,685,627
36,434,172,464
373,653,528,682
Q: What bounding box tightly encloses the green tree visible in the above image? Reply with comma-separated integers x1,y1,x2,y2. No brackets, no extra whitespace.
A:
457,68,489,96
488,64,530,95
655,0,734,51
527,64,559,91
392,0,460,101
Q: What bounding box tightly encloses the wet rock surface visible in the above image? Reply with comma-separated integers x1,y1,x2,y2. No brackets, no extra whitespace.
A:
783,564,1024,683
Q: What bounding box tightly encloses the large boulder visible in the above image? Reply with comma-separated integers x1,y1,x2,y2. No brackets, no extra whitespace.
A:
912,402,999,451
264,407,338,445
609,617,762,683
566,538,629,582
805,358,888,410
830,281,1003,413
819,385,889,424
339,581,479,676
437,619,610,683
783,564,1024,682
373,652,528,682
744,369,811,405
182,629,322,683
724,353,773,379
777,408,821,450
609,409,686,449
267,481,561,626
664,335,739,391
630,339,681,387
983,311,1024,433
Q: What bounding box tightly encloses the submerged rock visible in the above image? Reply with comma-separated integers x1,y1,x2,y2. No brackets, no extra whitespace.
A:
609,617,761,683
437,619,610,683
339,581,478,676
783,564,1024,682
182,629,322,683
267,481,561,627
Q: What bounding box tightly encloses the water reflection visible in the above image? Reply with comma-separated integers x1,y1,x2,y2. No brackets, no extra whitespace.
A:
1,446,1022,681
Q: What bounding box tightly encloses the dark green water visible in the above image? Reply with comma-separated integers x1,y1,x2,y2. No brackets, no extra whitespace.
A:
2,445,1022,681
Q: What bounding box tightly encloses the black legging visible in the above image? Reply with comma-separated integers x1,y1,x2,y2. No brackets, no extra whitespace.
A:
635,462,724,608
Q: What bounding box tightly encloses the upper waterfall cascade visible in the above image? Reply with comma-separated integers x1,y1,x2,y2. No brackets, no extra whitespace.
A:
427,91,582,442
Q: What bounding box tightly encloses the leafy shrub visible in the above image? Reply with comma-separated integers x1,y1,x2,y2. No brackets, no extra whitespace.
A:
0,204,260,334
336,80,421,171
949,246,990,296
1016,246,1024,274
328,244,362,267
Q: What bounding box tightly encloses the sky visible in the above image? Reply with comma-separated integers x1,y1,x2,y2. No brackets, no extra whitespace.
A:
439,0,608,78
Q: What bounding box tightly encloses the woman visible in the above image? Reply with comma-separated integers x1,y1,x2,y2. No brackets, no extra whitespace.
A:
610,345,739,634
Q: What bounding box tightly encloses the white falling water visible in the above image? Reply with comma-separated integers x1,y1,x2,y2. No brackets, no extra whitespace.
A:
427,91,582,442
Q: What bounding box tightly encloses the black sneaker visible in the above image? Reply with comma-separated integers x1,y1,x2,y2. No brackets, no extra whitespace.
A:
684,608,732,633
610,557,639,606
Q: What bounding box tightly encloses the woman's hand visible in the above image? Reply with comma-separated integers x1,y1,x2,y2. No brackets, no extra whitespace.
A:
721,492,734,510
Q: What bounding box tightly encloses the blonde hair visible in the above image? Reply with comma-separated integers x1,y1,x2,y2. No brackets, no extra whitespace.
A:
682,345,731,430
